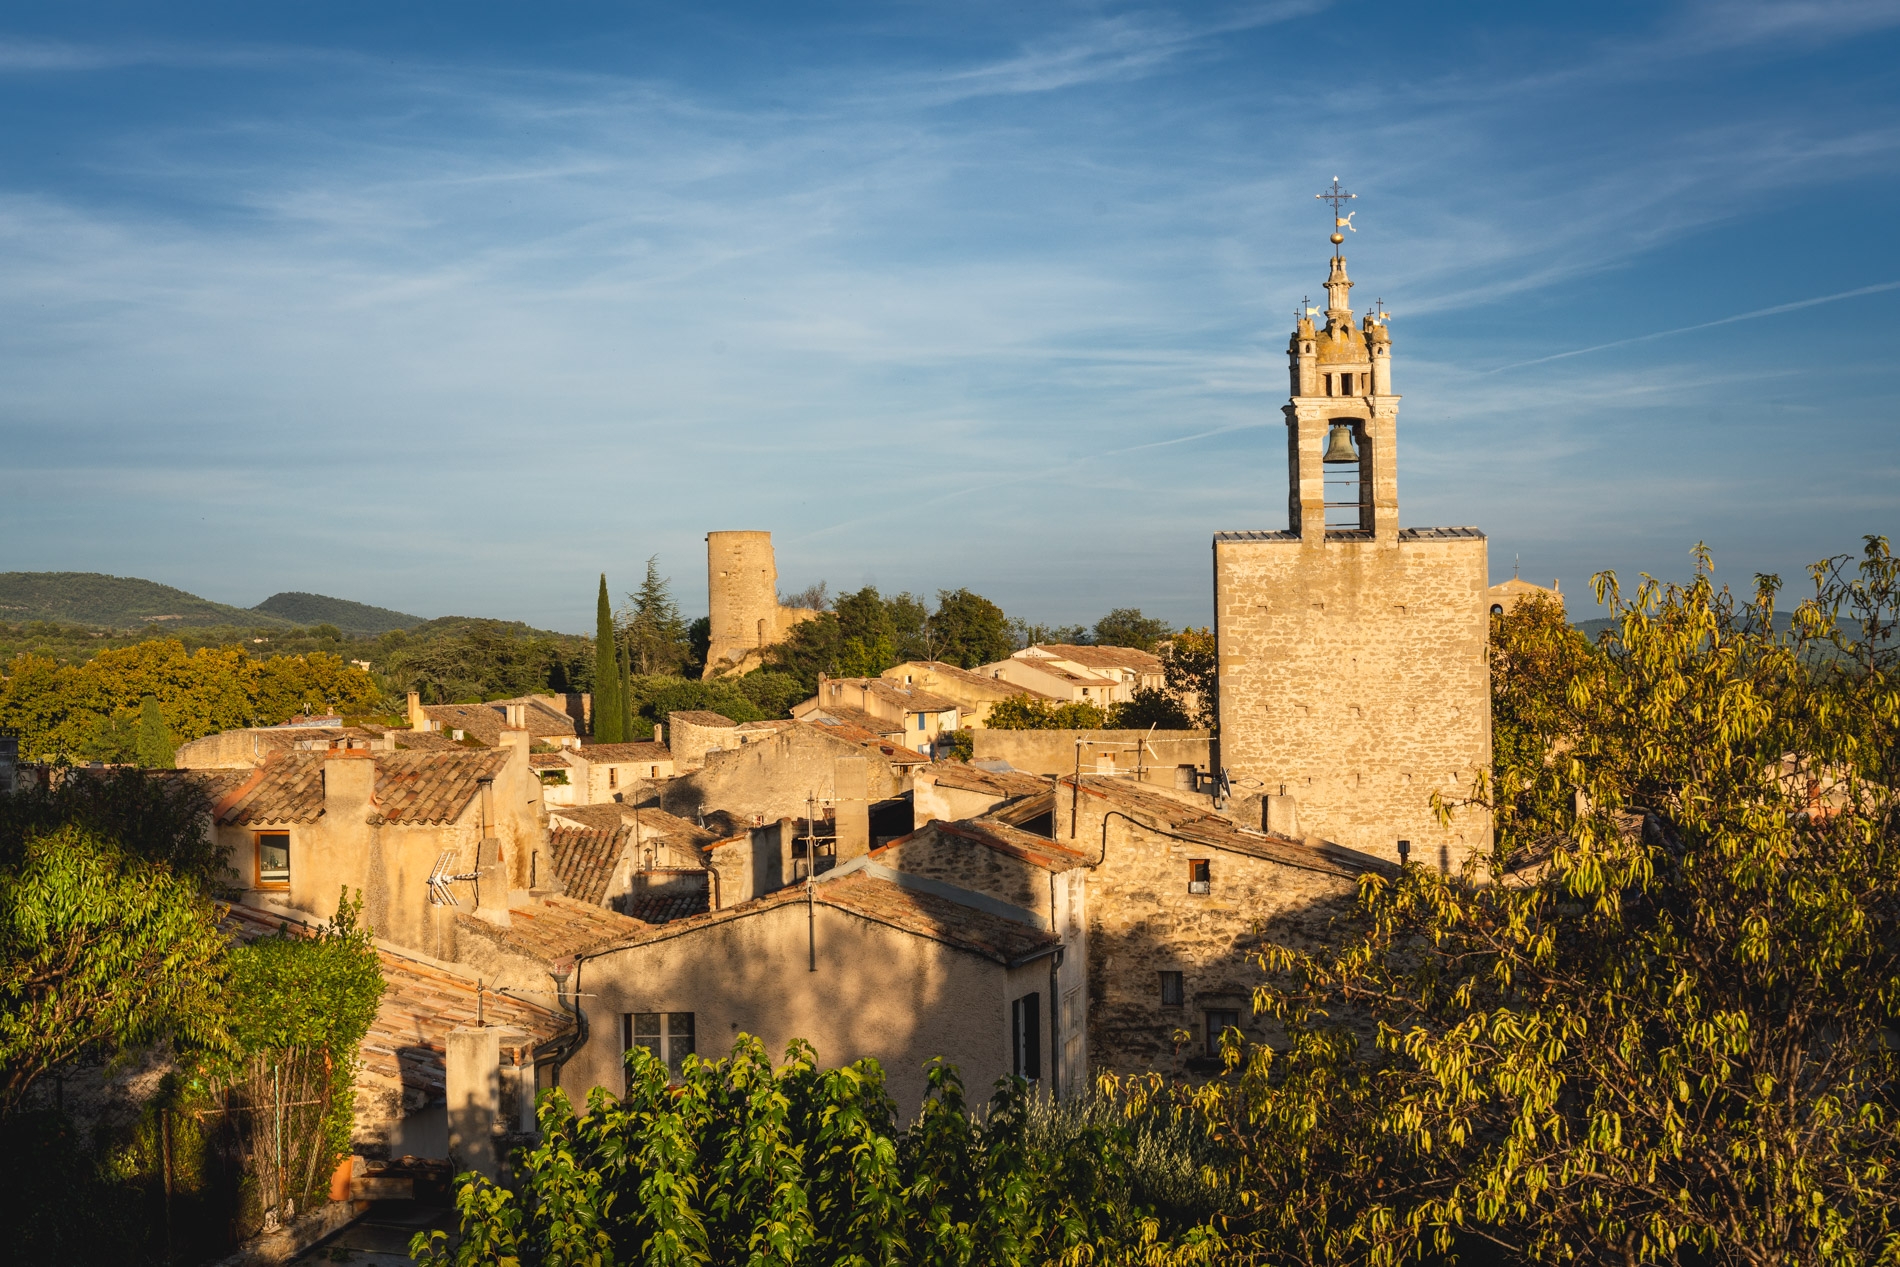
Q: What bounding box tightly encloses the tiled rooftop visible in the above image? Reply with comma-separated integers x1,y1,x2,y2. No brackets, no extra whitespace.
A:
884,661,1060,700
1058,774,1393,878
668,710,739,728
421,698,576,746
212,749,512,827
881,816,1089,873
593,870,1058,966
547,824,629,905
1020,643,1164,675
815,677,961,714
924,762,1053,800
573,741,672,764
800,703,904,736
460,895,646,964
802,719,931,763
623,879,710,925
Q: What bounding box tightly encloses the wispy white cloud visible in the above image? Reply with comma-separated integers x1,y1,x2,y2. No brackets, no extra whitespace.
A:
0,3,1894,625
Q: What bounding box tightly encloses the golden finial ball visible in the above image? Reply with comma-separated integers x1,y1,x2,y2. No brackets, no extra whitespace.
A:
1331,232,1344,244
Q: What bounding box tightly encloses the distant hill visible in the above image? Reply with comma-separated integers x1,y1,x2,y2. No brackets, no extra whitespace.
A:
252,591,424,636
0,571,294,630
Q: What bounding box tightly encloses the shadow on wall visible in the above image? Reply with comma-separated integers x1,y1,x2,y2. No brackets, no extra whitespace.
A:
1083,874,1370,1082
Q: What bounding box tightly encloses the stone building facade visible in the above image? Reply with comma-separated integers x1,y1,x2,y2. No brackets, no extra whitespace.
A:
551,871,1061,1113
702,531,822,677
208,731,548,961
1051,775,1382,1077
1213,241,1491,867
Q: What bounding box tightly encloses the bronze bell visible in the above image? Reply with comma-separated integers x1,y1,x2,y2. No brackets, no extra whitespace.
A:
1322,423,1359,463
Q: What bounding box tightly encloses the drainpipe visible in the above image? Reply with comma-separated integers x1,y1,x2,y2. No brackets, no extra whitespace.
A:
542,957,591,1093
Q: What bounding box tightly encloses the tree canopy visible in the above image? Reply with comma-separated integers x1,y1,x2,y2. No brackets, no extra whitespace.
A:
623,556,694,677
0,640,383,762
1191,538,1900,1265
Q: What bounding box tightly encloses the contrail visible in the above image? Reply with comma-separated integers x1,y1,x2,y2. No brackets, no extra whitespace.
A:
1483,279,1900,375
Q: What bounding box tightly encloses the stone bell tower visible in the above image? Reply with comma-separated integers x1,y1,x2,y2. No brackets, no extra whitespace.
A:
1211,182,1491,867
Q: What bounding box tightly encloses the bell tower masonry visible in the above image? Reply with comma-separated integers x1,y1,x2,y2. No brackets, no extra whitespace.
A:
1213,182,1490,866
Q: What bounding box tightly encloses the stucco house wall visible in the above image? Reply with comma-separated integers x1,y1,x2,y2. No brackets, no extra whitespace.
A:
561,892,1043,1113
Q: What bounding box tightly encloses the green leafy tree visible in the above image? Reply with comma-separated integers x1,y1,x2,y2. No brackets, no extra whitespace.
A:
1108,686,1190,729
833,586,900,678
888,591,932,662
221,891,385,1208
761,613,844,695
1200,539,1900,1265
0,826,231,1115
413,1038,1225,1267
1092,608,1172,652
0,764,220,881
1009,618,1090,650
593,575,623,743
623,556,692,676
1161,628,1217,730
0,641,381,760
986,693,1109,730
927,588,1013,669
134,695,174,769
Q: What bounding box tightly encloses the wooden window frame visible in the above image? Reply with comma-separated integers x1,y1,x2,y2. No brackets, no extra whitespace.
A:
255,831,291,889
1187,859,1211,895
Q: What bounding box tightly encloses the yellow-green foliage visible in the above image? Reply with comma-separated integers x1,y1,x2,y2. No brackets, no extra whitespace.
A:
1181,538,1900,1265
0,638,382,760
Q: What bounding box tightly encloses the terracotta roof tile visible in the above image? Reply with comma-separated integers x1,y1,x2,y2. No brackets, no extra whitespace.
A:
215,750,511,827
547,825,629,906
1059,774,1393,878
587,872,1057,966
924,762,1053,800
459,896,645,963
668,710,738,728
800,703,904,736
573,741,672,763
623,879,710,925
1022,643,1164,674
883,661,1060,701
392,731,467,753
801,719,931,763
422,698,575,746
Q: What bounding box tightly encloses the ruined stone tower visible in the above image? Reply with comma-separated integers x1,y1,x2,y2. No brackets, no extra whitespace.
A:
703,531,820,678
1212,206,1490,866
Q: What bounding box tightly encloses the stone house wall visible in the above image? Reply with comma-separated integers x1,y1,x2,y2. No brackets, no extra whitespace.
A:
666,727,912,827
560,896,1047,1112
1053,780,1362,1078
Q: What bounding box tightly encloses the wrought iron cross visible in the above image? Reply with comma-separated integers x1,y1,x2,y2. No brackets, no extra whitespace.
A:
1316,177,1355,216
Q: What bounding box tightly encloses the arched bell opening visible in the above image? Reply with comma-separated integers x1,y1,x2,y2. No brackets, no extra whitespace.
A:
1322,419,1370,530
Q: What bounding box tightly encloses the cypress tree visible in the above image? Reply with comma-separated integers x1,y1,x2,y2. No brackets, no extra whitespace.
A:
134,696,174,769
594,574,622,743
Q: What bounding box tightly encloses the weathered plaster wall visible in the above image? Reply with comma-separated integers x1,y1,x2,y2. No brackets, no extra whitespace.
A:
563,901,1018,1113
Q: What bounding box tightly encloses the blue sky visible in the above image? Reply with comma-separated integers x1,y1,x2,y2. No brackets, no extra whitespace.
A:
0,1,1895,632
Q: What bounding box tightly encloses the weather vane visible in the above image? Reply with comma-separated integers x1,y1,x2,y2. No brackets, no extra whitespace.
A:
1316,177,1356,254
